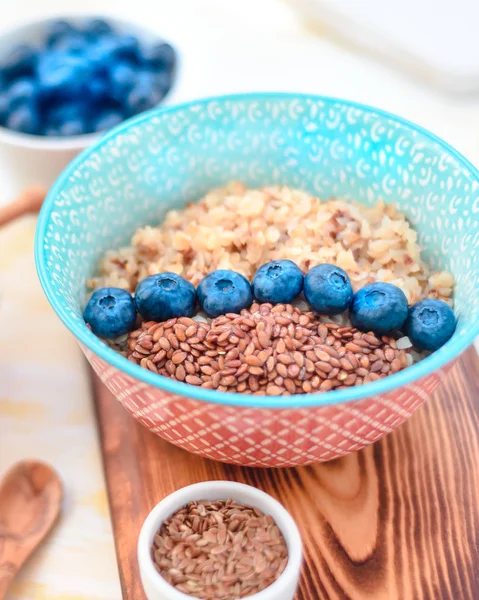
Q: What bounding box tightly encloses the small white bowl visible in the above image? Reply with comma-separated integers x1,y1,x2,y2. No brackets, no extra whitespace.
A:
137,481,303,600
0,15,182,187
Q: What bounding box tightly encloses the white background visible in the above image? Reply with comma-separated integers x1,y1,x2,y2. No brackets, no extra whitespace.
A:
291,0,479,93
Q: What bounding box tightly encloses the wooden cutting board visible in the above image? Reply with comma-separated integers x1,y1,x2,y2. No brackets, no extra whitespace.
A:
92,346,479,600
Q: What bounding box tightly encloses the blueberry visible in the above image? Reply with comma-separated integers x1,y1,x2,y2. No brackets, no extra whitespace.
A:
124,84,154,115
6,78,36,110
135,273,196,321
151,70,174,96
87,35,138,66
6,104,39,134
405,298,456,351
109,62,136,100
142,42,176,70
0,94,8,125
252,260,303,304
303,264,353,315
93,110,124,132
46,20,77,47
1,44,37,80
43,127,60,136
59,119,86,136
197,270,253,318
88,75,110,102
84,287,137,338
83,19,113,38
350,282,408,335
114,35,141,62
38,51,90,97
51,33,87,55
84,37,117,68
46,101,89,129
124,73,164,116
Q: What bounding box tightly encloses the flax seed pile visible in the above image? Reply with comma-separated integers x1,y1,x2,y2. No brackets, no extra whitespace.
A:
152,499,288,599
127,302,409,395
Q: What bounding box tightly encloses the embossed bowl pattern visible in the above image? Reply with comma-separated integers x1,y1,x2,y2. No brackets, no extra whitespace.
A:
35,93,479,467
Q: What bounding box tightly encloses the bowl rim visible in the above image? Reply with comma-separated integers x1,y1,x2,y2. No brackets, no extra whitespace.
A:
0,13,179,150
35,91,479,409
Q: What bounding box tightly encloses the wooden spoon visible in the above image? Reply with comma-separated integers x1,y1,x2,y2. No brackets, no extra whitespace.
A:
0,461,63,599
0,185,48,227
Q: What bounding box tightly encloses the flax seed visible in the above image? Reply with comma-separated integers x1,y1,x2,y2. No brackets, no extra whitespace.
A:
316,360,332,373
340,358,354,371
359,355,370,369
370,360,384,373
257,331,270,348
152,499,287,599
266,385,284,395
172,351,187,365
128,305,411,395
175,364,186,381
266,356,276,373
287,364,300,378
158,337,171,351
248,366,264,376
314,349,330,363
277,354,293,365
245,355,263,367
391,358,402,373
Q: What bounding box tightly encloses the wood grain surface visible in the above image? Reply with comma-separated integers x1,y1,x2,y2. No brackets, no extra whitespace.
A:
92,347,479,600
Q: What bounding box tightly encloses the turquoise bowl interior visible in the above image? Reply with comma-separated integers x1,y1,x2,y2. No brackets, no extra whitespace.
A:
35,93,479,409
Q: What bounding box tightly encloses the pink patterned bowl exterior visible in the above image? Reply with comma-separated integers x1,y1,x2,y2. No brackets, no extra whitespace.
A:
86,346,456,467
36,94,479,468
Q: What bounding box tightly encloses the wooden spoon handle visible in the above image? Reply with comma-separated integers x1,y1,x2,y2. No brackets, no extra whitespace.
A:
0,185,48,227
0,555,17,600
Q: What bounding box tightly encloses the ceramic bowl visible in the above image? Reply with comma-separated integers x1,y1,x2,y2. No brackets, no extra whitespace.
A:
35,93,479,467
0,15,182,187
138,481,302,600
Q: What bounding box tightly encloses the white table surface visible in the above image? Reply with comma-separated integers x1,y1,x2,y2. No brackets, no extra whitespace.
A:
0,1,478,599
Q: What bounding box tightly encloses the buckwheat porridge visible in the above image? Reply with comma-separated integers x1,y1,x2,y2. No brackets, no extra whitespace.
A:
90,182,453,300
85,182,456,395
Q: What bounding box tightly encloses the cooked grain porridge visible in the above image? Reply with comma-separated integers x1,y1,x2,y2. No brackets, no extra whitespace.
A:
87,182,455,393
89,182,454,305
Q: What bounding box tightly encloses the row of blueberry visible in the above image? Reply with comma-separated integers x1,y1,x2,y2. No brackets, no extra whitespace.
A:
0,19,175,136
84,260,456,352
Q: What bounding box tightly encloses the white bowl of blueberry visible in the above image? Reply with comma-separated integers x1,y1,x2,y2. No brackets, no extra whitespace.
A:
0,15,178,184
